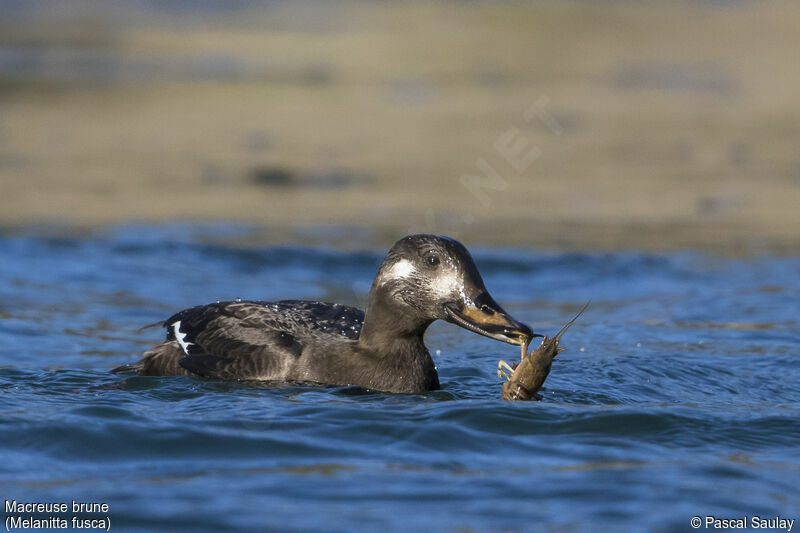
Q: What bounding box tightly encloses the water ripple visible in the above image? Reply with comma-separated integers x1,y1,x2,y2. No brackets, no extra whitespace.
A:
1,227,799,531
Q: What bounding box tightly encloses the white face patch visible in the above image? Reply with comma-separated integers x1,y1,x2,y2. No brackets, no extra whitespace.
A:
172,320,194,355
383,259,416,281
429,269,461,298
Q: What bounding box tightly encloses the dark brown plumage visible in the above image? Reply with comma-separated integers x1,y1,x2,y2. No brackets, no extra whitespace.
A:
114,234,534,393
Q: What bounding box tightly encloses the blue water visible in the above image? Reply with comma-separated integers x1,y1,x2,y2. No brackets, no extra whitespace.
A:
1,226,798,532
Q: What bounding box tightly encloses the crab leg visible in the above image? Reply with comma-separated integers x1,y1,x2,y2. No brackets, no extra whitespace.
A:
497,359,517,380
520,338,530,361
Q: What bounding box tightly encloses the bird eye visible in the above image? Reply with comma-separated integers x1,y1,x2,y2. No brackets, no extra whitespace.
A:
426,254,440,267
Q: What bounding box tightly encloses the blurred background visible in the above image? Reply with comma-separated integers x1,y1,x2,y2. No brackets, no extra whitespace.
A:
1,0,799,252
3,4,800,530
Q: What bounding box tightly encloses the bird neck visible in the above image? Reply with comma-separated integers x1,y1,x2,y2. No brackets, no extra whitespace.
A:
359,286,433,352
353,287,440,392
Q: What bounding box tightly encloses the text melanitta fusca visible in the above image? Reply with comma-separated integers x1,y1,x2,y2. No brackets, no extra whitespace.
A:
114,234,534,393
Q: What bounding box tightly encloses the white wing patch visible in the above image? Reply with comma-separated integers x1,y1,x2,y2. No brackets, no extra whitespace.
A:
172,320,194,355
384,259,416,280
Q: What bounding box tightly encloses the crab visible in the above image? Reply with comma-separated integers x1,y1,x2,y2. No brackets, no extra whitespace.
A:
497,302,589,401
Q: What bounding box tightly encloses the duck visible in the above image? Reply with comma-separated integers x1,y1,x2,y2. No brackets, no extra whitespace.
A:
113,234,534,393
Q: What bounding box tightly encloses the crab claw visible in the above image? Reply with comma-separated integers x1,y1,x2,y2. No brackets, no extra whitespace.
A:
497,359,517,380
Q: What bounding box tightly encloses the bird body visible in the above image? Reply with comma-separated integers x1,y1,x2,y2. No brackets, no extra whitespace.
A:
115,235,533,393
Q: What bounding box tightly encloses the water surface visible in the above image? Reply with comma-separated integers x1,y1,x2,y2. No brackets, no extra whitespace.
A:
1,226,798,532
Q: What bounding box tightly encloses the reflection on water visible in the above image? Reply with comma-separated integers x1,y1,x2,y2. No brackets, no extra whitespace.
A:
0,225,798,531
